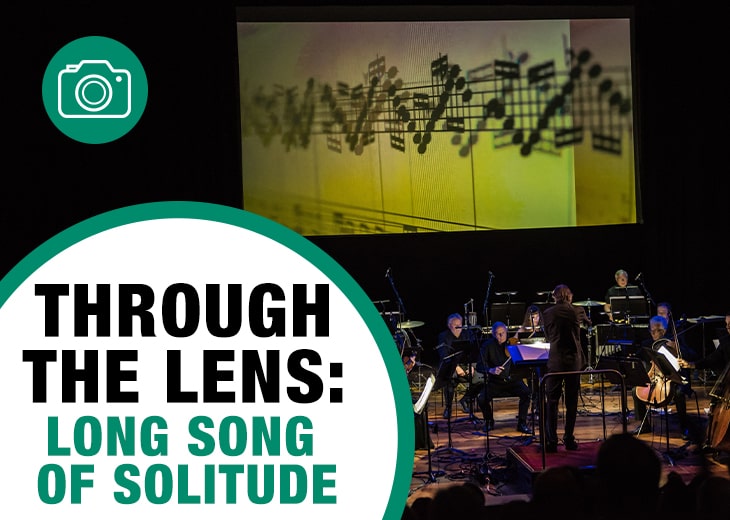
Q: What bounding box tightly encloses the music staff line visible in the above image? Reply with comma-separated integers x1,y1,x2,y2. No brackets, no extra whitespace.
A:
248,195,497,236
242,47,634,158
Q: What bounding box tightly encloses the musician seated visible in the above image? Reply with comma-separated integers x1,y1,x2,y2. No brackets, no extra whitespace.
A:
603,269,643,322
631,315,692,439
512,304,544,340
475,322,533,434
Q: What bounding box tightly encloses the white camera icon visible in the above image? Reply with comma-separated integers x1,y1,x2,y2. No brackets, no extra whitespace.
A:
58,60,132,118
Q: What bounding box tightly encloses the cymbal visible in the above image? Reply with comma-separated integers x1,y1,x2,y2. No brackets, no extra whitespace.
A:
572,299,606,307
398,320,424,329
687,315,725,323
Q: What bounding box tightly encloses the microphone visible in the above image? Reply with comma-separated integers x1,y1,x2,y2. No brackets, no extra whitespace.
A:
385,267,391,278
634,272,643,282
464,298,473,306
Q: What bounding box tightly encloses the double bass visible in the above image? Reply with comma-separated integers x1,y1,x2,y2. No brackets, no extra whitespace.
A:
707,361,730,451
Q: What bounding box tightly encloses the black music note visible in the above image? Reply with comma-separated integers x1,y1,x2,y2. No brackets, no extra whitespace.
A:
444,73,470,133
508,59,557,156
367,55,387,83
431,55,449,80
408,92,431,152
384,66,408,152
413,55,468,154
348,76,380,154
321,82,345,152
566,48,632,155
444,72,475,157
361,56,390,152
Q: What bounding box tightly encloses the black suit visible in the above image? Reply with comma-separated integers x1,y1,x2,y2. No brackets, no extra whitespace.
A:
542,301,590,447
435,328,474,415
476,336,531,426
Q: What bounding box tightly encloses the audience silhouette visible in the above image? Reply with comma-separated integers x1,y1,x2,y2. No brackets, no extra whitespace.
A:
403,432,729,519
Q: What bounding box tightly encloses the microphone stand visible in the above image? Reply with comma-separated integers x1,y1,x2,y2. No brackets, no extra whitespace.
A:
385,269,407,319
482,272,495,328
636,276,655,316
457,299,482,426
464,298,475,331
622,286,631,324
386,269,422,377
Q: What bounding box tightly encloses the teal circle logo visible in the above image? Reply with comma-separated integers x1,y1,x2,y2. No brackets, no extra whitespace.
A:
42,36,148,144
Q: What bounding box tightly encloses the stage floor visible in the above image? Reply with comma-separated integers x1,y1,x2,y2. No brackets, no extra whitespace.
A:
408,380,730,507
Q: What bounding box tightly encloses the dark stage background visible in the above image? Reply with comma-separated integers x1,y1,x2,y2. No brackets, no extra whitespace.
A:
3,2,726,364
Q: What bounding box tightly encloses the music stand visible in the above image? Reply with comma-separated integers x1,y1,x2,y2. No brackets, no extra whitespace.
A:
596,355,650,421
508,342,549,437
490,302,526,329
609,295,649,323
411,374,446,484
432,351,467,457
637,346,684,461
595,356,650,386
450,336,483,426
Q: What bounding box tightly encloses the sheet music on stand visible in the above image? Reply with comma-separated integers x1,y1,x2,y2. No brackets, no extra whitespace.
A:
641,345,685,384
413,374,436,414
507,342,550,363
655,345,684,383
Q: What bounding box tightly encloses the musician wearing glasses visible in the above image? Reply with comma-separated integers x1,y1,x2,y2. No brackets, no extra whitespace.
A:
632,315,691,439
603,269,642,322
476,322,533,434
435,313,471,419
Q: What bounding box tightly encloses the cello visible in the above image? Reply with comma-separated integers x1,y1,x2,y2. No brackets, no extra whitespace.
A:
634,338,675,407
635,316,683,407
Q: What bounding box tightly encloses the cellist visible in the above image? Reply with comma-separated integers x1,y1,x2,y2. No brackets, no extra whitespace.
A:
631,314,692,439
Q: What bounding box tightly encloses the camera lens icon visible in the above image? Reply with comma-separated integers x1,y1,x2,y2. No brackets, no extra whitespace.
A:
58,60,132,118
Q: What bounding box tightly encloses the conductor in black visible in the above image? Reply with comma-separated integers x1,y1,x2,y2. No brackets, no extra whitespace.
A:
541,284,591,452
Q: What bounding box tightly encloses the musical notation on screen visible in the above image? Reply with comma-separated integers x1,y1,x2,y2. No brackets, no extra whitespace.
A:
241,45,633,159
